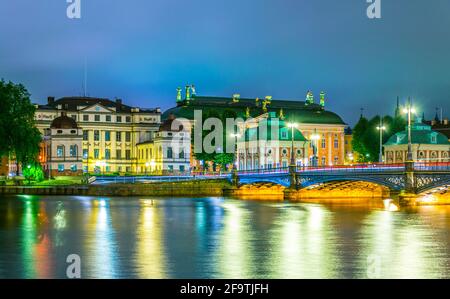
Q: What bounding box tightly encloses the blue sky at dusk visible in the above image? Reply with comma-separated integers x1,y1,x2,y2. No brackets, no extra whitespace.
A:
1,0,450,126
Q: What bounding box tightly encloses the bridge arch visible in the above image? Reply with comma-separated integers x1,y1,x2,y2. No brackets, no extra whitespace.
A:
299,176,404,191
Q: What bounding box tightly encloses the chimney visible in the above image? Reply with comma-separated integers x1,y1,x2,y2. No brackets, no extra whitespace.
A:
48,96,55,105
116,98,122,111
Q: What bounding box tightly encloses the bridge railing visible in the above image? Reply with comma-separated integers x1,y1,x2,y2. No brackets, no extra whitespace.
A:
295,163,406,173
414,161,450,171
237,167,289,175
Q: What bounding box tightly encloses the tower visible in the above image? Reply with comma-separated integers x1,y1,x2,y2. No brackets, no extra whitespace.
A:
185,85,191,101
305,91,314,106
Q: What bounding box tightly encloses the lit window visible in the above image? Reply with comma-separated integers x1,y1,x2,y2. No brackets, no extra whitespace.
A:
70,164,77,172
94,115,100,122
106,115,111,122
58,164,65,172
70,145,78,157
57,145,64,157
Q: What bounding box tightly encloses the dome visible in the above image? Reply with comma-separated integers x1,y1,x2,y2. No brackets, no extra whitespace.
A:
51,112,78,129
158,114,184,132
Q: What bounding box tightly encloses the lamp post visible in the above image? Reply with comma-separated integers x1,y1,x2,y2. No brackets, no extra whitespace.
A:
287,123,298,167
376,117,386,163
230,133,241,187
230,133,241,171
310,129,321,167
403,97,416,162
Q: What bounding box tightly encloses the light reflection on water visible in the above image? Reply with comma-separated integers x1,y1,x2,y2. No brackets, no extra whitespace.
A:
1,195,450,278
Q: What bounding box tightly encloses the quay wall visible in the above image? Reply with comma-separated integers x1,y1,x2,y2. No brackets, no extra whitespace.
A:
0,180,231,197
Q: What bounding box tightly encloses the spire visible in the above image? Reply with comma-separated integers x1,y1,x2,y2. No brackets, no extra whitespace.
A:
394,96,400,118
305,91,314,106
360,108,364,119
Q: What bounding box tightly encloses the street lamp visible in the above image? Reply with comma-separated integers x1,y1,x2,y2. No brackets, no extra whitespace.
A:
310,129,321,167
376,117,386,163
287,122,298,167
403,97,416,162
230,133,241,171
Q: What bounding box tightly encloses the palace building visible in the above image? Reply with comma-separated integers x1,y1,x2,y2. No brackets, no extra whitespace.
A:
162,86,347,169
136,114,191,175
384,118,450,163
34,96,161,174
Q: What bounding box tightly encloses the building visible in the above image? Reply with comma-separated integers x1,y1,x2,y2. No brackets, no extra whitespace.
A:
42,112,83,176
384,118,450,163
162,86,347,168
136,115,191,174
34,96,161,174
344,126,357,164
0,156,9,177
236,112,309,170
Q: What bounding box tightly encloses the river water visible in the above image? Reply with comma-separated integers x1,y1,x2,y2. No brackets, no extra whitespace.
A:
0,195,450,279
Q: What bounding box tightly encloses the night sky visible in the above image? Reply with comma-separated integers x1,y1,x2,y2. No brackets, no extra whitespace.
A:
1,0,450,126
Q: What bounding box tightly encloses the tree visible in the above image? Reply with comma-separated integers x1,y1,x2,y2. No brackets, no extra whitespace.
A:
22,162,45,183
0,79,42,174
352,116,369,162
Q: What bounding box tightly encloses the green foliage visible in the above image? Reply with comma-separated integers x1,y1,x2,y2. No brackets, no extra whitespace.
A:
352,113,406,162
0,79,42,172
213,153,234,168
22,163,45,183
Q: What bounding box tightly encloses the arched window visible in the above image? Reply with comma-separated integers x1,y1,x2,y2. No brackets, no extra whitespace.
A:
57,145,65,158
70,145,78,157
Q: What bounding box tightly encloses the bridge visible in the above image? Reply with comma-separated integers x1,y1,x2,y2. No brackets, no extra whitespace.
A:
232,162,450,195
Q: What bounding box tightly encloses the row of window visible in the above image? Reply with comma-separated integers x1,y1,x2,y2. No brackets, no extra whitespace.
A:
56,145,78,158
137,147,186,159
83,130,132,142
58,164,78,172
73,114,132,123
82,149,132,160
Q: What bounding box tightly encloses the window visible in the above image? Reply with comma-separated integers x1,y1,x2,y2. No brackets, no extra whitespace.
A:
321,138,326,149
70,145,78,157
168,165,174,172
179,149,184,159
431,135,437,143
281,130,288,139
125,132,131,142
57,130,63,134
94,115,100,122
116,150,122,159
334,138,339,149
70,164,77,172
116,131,122,142
179,165,185,172
58,164,65,172
321,157,326,165
106,115,111,122
125,150,131,160
105,166,111,172
334,156,339,165
167,147,173,159
94,130,100,141
94,149,99,159
117,116,122,123
126,116,131,123
83,130,89,141
105,149,111,160
57,145,64,157
83,149,88,159
70,130,76,134
83,115,89,121
105,131,111,142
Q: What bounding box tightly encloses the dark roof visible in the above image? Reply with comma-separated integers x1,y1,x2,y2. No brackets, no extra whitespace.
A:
36,96,159,114
158,114,185,132
51,113,78,129
162,95,346,125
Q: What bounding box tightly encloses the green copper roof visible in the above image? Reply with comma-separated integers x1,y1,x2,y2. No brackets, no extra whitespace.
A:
244,117,307,142
385,121,450,146
162,95,346,125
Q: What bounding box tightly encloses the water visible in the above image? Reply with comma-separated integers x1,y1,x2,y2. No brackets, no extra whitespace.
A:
1,195,450,279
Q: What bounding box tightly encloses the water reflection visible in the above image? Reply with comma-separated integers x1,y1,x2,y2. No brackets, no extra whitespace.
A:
1,196,450,278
